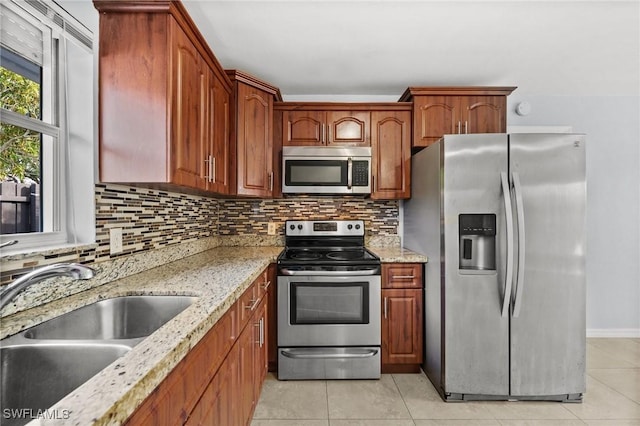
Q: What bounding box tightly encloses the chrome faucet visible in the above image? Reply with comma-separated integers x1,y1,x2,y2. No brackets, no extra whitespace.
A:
0,263,95,310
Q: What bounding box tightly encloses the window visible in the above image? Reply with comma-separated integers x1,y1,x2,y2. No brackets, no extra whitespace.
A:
0,1,94,251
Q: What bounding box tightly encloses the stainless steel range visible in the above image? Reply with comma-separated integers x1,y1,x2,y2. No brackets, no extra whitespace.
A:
277,220,381,380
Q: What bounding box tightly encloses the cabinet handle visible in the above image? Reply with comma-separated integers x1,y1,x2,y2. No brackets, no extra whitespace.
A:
260,317,265,347
322,124,326,144
204,155,212,182
261,280,271,291
457,121,461,134
384,296,388,319
255,318,264,347
211,156,216,182
268,172,273,191
392,275,416,280
464,121,468,134
245,298,259,311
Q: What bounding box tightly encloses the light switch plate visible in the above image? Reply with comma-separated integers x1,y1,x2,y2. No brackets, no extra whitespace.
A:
267,222,277,235
110,228,123,255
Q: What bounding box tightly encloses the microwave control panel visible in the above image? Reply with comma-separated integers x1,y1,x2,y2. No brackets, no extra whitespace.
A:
352,161,369,186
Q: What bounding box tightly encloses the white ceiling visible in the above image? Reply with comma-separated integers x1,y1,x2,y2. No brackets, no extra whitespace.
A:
59,0,639,99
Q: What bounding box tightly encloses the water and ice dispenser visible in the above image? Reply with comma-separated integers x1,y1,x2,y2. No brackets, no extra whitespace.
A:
459,214,496,272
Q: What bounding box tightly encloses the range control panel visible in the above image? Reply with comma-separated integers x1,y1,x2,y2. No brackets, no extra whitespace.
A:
285,220,364,237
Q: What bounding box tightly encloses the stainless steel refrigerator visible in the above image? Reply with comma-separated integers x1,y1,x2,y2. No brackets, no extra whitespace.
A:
404,133,586,402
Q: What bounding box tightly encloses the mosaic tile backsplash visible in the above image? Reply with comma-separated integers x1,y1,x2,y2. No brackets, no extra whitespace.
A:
94,184,219,261
1,185,400,286
218,197,399,236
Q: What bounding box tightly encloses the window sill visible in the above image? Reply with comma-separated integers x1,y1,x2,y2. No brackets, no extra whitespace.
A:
1,242,98,270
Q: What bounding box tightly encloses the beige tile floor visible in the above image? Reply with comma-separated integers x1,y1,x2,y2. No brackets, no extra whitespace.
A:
252,338,640,426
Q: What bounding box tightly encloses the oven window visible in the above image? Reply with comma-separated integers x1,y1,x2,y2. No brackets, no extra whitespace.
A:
285,160,347,186
290,282,369,324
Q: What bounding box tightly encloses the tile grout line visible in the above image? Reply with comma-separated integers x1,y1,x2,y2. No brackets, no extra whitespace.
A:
390,374,418,425
585,371,640,407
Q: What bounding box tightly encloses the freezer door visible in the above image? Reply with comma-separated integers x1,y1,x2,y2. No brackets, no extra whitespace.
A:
509,134,586,396
441,134,510,396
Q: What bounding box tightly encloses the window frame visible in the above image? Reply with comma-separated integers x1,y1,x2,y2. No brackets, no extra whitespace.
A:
0,0,93,252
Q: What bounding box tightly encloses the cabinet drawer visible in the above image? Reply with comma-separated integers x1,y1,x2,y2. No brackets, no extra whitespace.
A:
238,268,268,331
255,268,271,301
382,263,423,289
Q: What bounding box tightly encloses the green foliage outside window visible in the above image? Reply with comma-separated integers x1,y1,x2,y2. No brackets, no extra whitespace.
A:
0,66,41,183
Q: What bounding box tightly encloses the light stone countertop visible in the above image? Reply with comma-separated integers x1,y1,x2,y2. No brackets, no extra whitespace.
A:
370,246,428,263
4,244,425,425
3,246,283,426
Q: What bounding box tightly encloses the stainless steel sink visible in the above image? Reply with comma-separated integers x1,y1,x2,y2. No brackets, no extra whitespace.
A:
0,295,197,425
22,295,197,340
0,343,131,426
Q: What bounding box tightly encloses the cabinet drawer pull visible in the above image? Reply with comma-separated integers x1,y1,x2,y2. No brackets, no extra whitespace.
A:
245,298,259,311
384,296,388,319
392,275,416,279
261,280,271,291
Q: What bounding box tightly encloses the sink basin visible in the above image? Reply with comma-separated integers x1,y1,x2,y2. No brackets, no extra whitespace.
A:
23,295,197,340
0,343,131,426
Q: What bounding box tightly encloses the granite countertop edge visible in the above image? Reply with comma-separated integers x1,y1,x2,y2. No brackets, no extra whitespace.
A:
371,246,429,263
5,244,426,425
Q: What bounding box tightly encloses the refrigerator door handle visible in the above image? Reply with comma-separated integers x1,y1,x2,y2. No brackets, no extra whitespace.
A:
511,172,526,317
500,172,515,317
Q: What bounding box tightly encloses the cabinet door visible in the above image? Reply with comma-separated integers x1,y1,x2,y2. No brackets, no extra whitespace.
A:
267,264,277,372
412,96,459,148
462,96,507,134
326,111,370,146
238,315,256,424
283,110,325,146
382,289,423,365
186,344,240,426
237,83,273,196
371,111,411,199
206,72,230,194
253,298,268,400
171,22,206,190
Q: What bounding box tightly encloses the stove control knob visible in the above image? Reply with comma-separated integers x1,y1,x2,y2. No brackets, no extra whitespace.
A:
355,224,361,230
347,224,353,230
298,224,303,230
289,224,295,230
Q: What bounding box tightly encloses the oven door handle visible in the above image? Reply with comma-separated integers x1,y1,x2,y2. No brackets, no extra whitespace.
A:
280,348,379,359
279,268,380,276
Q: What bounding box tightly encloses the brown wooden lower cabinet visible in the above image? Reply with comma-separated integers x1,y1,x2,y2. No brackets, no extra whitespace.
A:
381,288,423,371
125,267,270,426
381,263,424,374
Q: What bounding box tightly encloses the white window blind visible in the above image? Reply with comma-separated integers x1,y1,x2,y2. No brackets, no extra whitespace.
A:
0,2,43,65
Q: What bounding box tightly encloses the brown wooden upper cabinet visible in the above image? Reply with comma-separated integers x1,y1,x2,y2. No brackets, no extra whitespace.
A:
227,70,282,198
94,1,232,195
283,110,371,146
371,110,411,199
399,87,516,148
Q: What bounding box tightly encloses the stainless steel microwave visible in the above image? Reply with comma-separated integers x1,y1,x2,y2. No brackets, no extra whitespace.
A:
282,146,372,195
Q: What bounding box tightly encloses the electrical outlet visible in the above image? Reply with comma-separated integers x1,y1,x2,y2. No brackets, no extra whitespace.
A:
267,222,277,235
110,228,123,255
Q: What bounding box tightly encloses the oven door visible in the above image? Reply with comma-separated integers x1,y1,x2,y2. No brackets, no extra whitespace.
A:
277,274,381,347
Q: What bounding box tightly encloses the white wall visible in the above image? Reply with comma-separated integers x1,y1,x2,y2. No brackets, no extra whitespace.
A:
507,95,640,336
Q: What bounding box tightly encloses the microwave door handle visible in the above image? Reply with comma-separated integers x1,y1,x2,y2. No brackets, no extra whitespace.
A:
347,157,353,189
